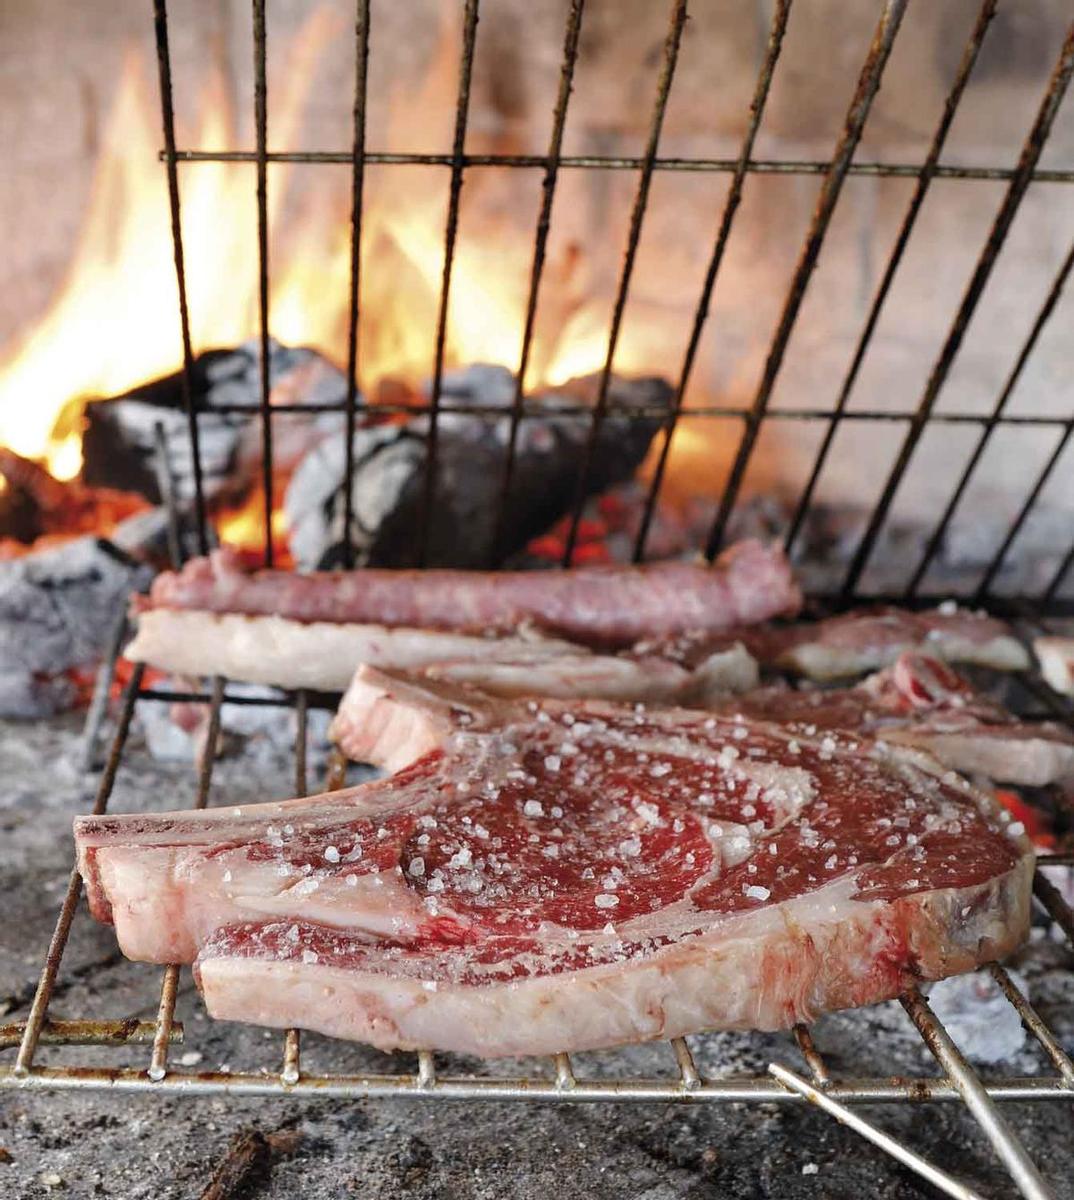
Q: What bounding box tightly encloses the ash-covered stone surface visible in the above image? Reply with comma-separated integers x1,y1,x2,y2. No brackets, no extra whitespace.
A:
2,715,1073,1199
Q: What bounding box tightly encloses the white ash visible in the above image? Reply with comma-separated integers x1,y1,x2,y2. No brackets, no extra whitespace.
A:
924,969,1029,1064
0,536,150,718
135,679,334,768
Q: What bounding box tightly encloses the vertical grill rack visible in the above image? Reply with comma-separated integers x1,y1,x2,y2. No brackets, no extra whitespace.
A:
3,2,1074,1198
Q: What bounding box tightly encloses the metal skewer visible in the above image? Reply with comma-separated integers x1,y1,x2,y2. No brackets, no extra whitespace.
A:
769,1062,987,1200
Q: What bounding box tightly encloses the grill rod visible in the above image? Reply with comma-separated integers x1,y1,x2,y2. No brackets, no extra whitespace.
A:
783,0,998,560
901,986,1055,1200
705,0,909,560
416,0,480,567
160,150,1074,184
13,663,146,1076
561,0,688,567
632,0,791,563
147,676,226,1082
491,0,585,567
769,1063,986,1200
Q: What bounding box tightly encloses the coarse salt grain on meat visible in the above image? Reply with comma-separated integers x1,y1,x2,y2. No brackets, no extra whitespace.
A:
707,653,1074,789
75,667,1032,1058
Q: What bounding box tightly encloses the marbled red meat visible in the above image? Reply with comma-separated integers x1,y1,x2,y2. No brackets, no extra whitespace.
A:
705,653,1074,788
659,605,1029,681
76,667,1032,1057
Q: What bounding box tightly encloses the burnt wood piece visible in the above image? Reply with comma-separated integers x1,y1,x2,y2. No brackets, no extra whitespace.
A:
107,505,214,569
198,1126,302,1200
81,339,349,505
285,365,672,569
0,536,151,718
0,448,151,551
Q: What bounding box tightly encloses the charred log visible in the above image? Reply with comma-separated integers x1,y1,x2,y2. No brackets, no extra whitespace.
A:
81,339,349,505
286,365,672,569
0,448,149,551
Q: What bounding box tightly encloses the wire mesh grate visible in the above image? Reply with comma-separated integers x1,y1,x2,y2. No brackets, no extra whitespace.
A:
147,0,1074,605
2,637,1073,1200
5,2,1074,1199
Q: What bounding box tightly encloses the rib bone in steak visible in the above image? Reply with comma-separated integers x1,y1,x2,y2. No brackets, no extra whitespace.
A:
76,668,1031,1057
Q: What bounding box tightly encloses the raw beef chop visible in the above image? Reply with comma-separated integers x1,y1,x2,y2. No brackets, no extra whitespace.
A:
76,668,1032,1057
663,605,1029,681
705,653,1074,789
1035,637,1074,697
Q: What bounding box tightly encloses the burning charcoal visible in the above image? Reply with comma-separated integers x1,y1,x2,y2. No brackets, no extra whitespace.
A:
286,364,671,569
0,536,151,718
517,480,716,566
81,338,350,505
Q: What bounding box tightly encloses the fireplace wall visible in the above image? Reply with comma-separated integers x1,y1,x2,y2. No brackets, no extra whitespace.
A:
1,0,1072,589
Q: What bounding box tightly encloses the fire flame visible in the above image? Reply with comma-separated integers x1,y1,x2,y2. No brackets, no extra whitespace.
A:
0,5,621,485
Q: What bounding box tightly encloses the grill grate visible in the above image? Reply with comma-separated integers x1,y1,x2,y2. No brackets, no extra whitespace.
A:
4,2,1074,1199
155,0,1074,600
3,654,1073,1196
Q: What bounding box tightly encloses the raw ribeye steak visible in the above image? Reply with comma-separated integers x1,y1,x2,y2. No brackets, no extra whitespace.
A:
76,668,1032,1057
662,605,1029,682
706,653,1074,789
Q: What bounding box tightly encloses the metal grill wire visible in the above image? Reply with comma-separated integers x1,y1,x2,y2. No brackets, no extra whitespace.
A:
4,655,1074,1200
148,0,1074,604
3,2,1074,1198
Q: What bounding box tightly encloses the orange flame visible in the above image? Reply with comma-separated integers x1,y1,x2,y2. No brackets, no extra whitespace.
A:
0,5,625,488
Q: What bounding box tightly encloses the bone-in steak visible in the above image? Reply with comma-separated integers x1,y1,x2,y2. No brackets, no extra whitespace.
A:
661,605,1030,681
76,668,1032,1058
705,653,1074,789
